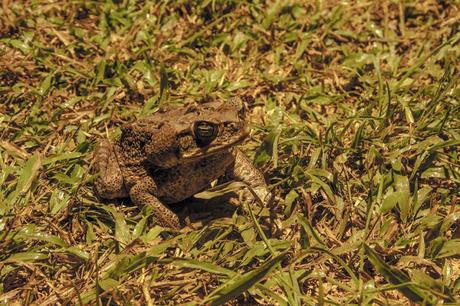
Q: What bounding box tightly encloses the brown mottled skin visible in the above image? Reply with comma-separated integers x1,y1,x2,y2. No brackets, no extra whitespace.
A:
94,98,272,229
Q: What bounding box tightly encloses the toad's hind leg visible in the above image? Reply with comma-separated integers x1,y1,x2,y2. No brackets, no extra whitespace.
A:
129,179,181,230
93,140,128,199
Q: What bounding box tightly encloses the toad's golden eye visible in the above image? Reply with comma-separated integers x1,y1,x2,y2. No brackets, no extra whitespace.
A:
194,121,217,144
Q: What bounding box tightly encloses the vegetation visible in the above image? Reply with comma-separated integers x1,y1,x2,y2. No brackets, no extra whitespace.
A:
1,0,459,304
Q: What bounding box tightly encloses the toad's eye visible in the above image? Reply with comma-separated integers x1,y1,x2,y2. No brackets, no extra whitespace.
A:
194,121,217,144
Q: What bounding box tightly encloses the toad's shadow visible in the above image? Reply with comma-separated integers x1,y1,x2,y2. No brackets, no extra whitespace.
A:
98,182,245,228
170,193,240,227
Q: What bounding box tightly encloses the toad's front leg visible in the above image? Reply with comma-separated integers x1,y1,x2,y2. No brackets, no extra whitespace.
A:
129,178,181,230
228,148,274,204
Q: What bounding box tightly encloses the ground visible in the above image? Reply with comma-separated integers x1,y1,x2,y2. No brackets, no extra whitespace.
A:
0,0,459,305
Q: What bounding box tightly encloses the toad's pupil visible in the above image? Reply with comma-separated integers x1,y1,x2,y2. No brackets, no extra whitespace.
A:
194,121,216,141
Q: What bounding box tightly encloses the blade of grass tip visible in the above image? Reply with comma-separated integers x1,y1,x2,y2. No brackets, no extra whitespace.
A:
43,152,82,165
38,72,54,96
6,153,42,207
113,210,131,247
318,276,324,306
17,225,68,248
16,153,42,195
202,251,289,306
5,252,49,263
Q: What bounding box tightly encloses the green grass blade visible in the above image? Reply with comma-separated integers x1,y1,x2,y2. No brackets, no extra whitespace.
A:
202,251,288,306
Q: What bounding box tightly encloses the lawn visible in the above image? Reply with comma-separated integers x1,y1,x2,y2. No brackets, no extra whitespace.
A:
1,0,459,305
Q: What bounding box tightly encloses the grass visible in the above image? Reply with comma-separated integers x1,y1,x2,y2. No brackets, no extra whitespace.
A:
1,0,459,305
